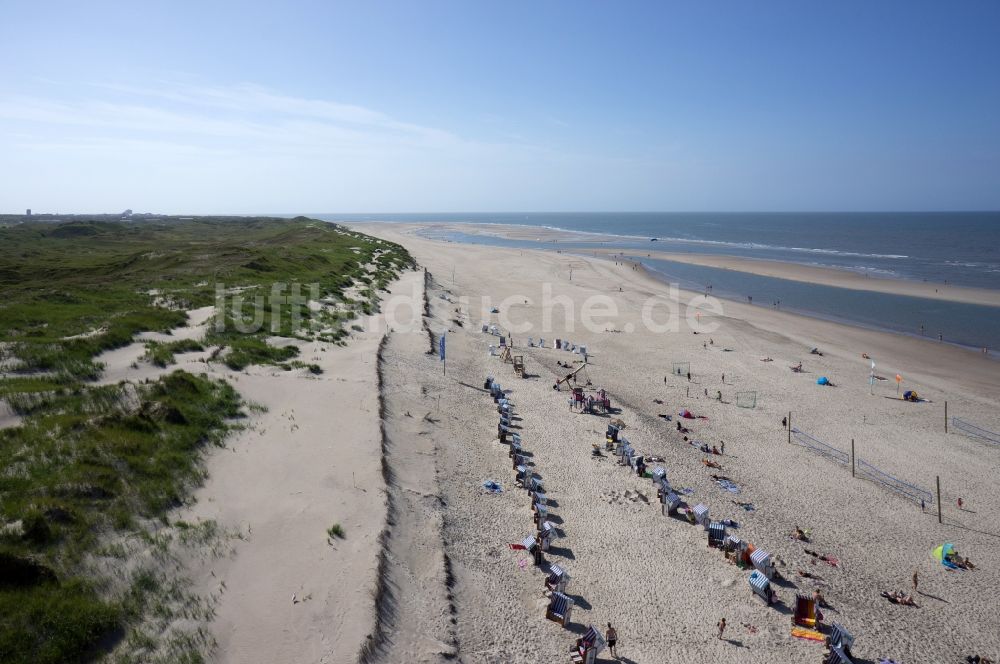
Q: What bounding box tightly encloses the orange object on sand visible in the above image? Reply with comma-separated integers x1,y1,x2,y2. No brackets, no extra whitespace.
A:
791,627,824,642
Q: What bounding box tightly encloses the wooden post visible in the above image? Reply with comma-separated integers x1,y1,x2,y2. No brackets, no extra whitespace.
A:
851,439,855,478
936,476,942,524
787,412,792,444
944,401,948,433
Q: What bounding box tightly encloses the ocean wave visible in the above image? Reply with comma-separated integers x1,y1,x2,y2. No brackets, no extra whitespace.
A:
517,223,911,259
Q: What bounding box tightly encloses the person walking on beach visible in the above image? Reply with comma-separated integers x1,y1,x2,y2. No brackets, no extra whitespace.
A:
605,623,618,658
717,617,727,640
957,497,964,510
720,440,725,455
912,570,919,592
782,416,787,429
687,371,691,382
721,373,725,384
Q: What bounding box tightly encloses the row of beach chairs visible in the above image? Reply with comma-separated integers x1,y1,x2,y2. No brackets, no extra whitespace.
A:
486,373,587,649
602,422,859,662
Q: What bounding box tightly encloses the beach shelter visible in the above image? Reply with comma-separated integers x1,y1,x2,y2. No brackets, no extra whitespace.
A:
748,570,773,604
661,492,682,516
933,543,960,568
545,592,574,627
793,594,818,628
521,535,538,553
751,549,776,579
828,623,855,653
538,521,556,551
545,563,570,593
515,465,528,486
825,647,854,664
571,625,607,664
708,521,727,548
651,466,667,483
724,536,750,568
817,376,830,386
692,503,710,528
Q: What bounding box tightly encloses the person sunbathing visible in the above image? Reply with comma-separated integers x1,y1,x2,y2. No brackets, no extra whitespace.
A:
881,590,917,606
711,445,721,455
702,458,721,469
953,555,976,570
792,526,809,541
797,569,821,580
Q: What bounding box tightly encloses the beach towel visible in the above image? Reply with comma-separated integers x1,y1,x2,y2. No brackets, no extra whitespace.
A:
509,543,526,550
716,479,741,494
791,627,825,642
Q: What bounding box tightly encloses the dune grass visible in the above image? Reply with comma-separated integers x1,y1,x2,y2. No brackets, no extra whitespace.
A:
0,216,413,663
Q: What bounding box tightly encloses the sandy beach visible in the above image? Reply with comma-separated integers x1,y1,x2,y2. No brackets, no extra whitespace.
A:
344,223,999,663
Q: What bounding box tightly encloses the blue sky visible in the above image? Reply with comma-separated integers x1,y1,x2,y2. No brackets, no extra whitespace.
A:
2,1,998,213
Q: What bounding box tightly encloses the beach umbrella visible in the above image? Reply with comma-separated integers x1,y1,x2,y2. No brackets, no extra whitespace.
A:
817,377,829,385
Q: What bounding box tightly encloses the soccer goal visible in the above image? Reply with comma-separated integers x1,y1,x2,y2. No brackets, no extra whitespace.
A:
736,391,758,409
672,362,690,376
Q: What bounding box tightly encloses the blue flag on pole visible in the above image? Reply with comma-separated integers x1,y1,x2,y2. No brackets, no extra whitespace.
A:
439,333,446,361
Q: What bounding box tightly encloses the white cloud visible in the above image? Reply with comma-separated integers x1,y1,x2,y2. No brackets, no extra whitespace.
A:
0,79,669,212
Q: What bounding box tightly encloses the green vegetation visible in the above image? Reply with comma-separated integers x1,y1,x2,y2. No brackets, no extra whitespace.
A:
0,216,413,663
326,523,345,539
144,339,205,367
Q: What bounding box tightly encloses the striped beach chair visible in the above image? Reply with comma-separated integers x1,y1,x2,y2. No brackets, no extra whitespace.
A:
533,502,548,524
828,623,855,652
545,563,570,593
539,521,556,551
724,536,750,567
508,437,522,458
748,570,772,604
515,465,528,486
532,491,547,506
662,492,682,515
545,591,574,627
525,476,542,493
692,503,710,528
751,549,775,579
571,625,607,664
793,594,818,628
824,646,854,664
708,521,727,548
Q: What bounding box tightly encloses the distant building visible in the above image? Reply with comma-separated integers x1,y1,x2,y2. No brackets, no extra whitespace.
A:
122,209,133,218
26,208,31,216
